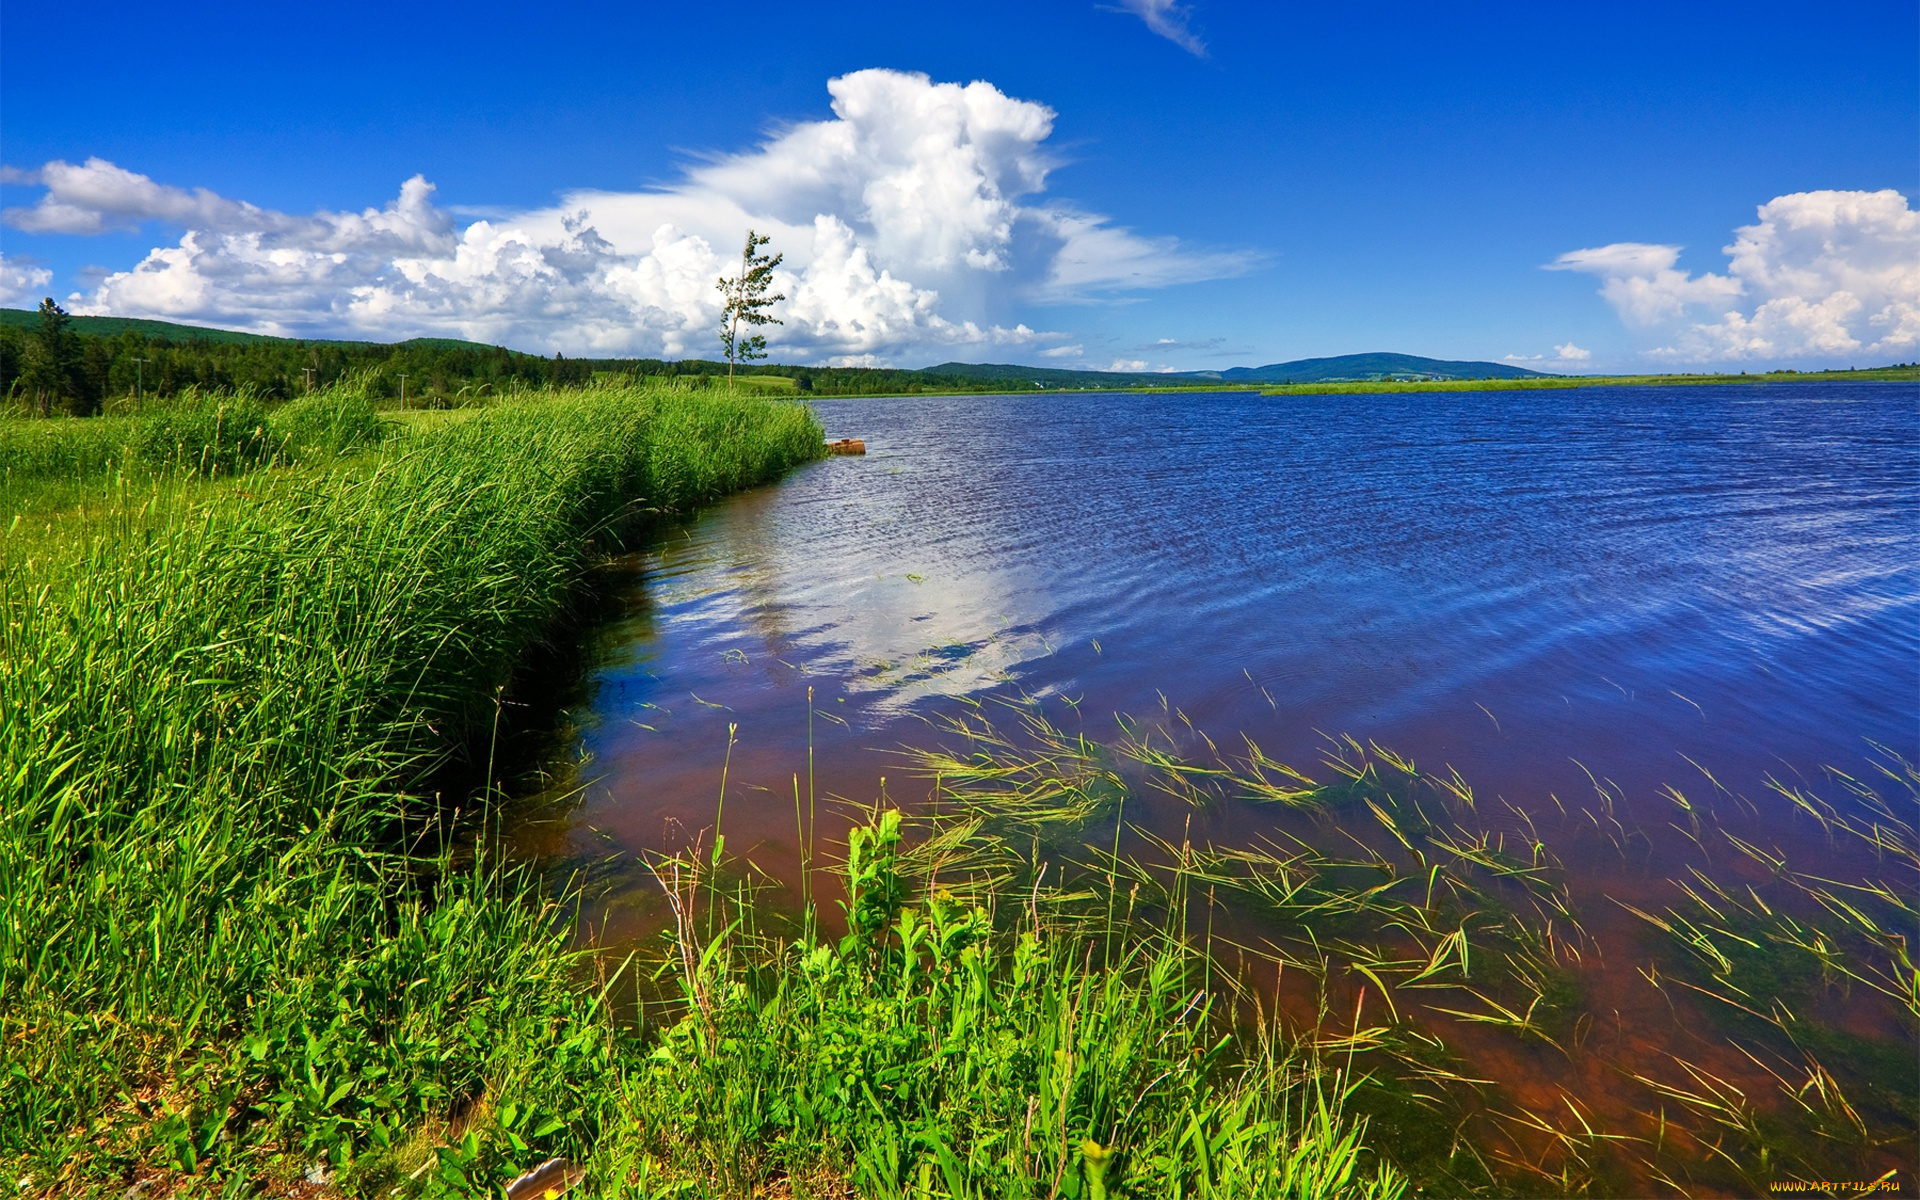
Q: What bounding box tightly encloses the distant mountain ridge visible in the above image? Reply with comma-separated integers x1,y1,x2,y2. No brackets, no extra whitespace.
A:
0,309,501,352
923,352,1548,386
915,361,1178,387
1,308,1548,388
1218,352,1547,382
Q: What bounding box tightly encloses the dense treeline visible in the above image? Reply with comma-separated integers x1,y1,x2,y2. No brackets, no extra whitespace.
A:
0,301,559,413
0,301,1049,412
10,303,1915,414
567,355,1041,395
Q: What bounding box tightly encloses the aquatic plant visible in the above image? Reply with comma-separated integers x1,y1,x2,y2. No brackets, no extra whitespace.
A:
886,697,1918,1195
607,820,1406,1198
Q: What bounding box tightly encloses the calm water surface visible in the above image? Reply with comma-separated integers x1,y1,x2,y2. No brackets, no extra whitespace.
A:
509,381,1918,1185
517,383,1915,874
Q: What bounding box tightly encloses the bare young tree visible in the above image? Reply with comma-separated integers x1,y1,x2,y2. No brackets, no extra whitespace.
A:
716,230,785,386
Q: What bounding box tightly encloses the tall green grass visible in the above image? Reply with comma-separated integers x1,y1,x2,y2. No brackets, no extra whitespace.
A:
0,381,391,520
598,812,1405,1198
0,383,823,1192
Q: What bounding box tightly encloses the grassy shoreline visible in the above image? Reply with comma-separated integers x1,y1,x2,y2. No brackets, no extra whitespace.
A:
0,382,827,1192
1,382,1407,1197
1255,365,1919,395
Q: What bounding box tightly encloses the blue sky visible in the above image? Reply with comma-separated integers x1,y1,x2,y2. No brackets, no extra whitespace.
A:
1,0,1914,372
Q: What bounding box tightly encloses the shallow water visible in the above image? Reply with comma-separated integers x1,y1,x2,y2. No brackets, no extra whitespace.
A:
509,381,1918,1188
517,382,1913,860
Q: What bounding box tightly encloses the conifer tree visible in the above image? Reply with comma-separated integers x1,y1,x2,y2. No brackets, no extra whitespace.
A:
24,298,78,416
715,230,785,386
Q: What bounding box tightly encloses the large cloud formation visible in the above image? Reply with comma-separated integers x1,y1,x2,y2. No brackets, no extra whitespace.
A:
0,70,1251,362
1551,189,1920,363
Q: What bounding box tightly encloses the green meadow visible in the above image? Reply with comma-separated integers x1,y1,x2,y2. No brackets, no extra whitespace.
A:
0,380,1408,1197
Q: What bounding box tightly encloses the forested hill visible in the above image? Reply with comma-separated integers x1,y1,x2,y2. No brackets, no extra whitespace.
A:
916,361,1203,387
918,353,1550,386
1,305,1548,412
0,308,556,411
1220,352,1547,382
0,307,1104,408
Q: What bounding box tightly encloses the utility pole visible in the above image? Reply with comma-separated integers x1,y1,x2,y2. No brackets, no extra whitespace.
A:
301,367,316,393
132,358,150,401
398,373,408,411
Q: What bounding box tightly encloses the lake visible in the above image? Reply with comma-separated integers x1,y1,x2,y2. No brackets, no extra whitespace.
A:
508,381,1917,1190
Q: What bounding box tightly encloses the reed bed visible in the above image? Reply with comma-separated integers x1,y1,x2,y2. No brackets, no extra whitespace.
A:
0,379,390,521
1,381,829,1193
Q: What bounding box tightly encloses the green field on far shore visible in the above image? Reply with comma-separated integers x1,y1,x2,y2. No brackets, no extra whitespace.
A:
1253,364,1920,396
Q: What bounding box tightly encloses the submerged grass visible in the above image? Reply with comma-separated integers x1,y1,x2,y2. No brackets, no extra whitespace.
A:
889,696,1917,1196
605,818,1405,1198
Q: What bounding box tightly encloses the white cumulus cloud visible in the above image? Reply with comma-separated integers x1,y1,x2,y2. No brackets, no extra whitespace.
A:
1552,189,1920,362
1,70,1252,363
4,157,271,236
1503,342,1592,369
1548,243,1741,326
4,157,454,253
0,255,53,307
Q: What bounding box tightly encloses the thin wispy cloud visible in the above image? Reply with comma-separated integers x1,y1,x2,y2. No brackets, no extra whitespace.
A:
1109,0,1207,57
1132,335,1227,352
0,70,1255,362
